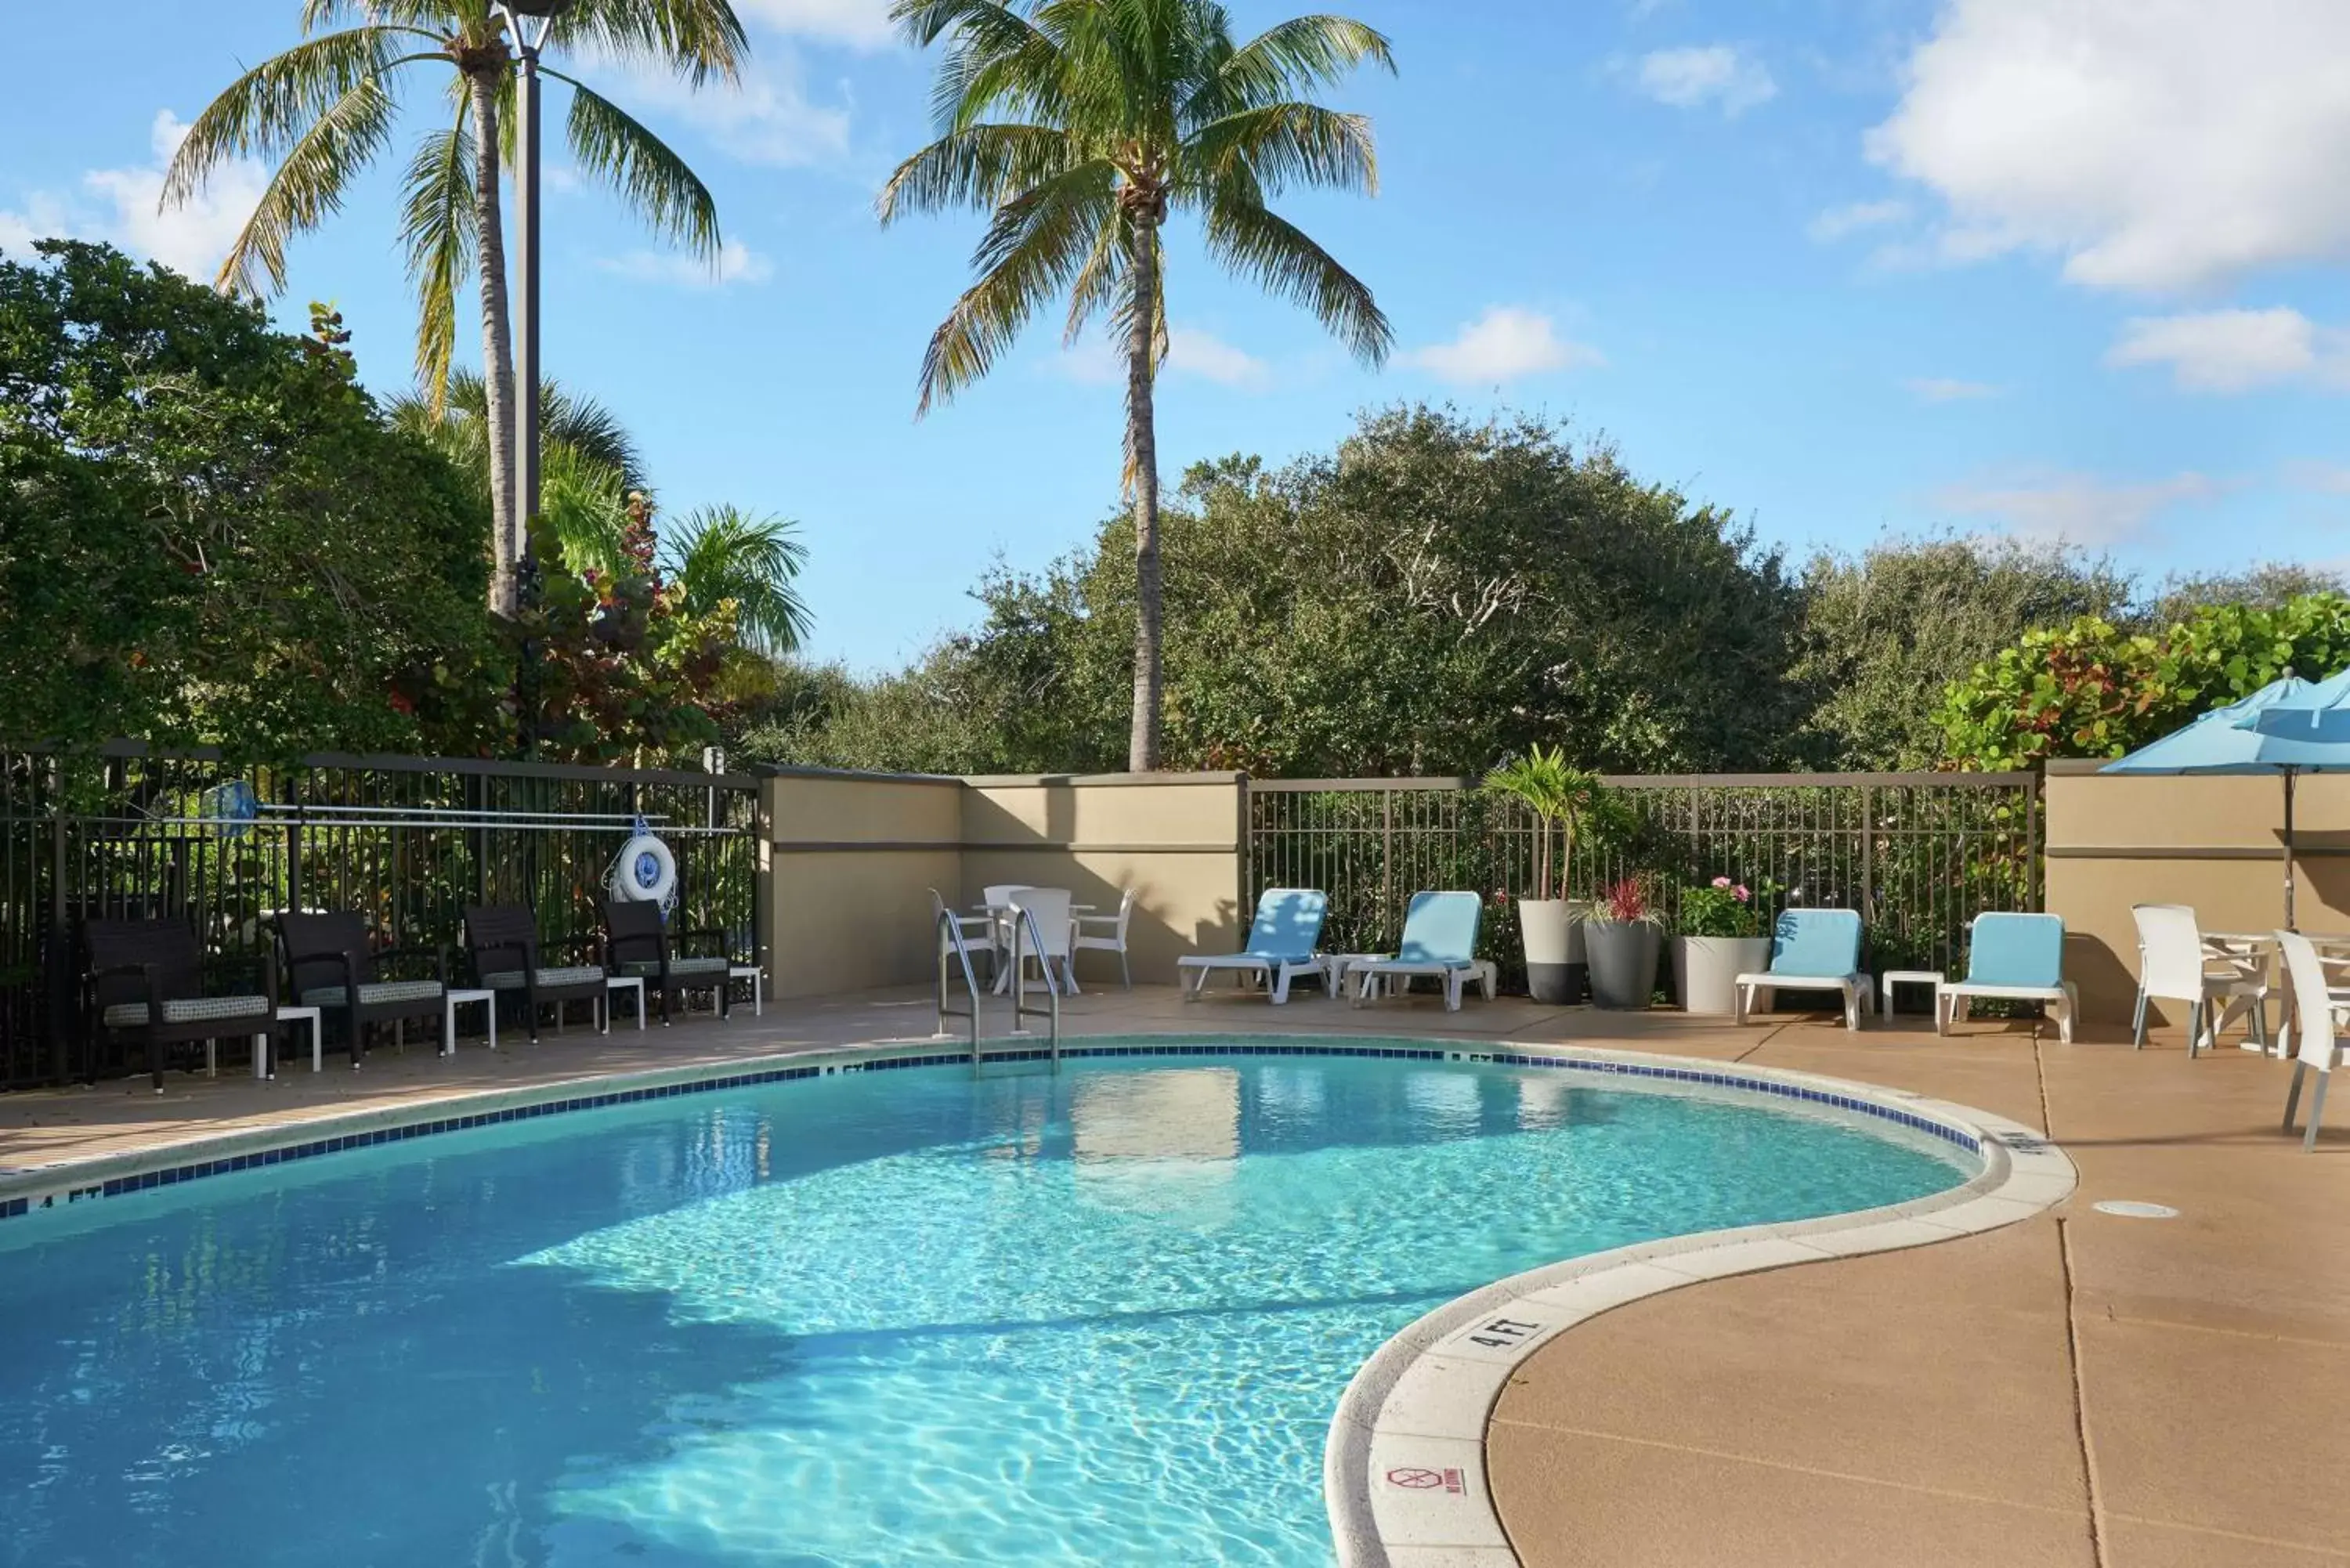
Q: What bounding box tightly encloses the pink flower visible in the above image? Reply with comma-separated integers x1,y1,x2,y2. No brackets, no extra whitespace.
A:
1734,884,1751,902
1712,876,1732,889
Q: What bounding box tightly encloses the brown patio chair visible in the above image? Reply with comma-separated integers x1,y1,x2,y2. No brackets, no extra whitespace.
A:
463,904,608,1043
603,900,734,1025
275,912,450,1068
85,917,275,1093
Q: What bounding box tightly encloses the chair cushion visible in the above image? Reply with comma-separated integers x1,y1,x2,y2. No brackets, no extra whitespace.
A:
103,995,270,1028
483,965,607,990
1242,889,1329,962
1965,912,2064,988
1769,909,1862,977
1395,891,1482,965
618,957,732,979
298,980,446,1010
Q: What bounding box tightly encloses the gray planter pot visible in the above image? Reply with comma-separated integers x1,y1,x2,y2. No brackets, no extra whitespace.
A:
1585,920,1661,1010
1672,935,1774,1016
1517,898,1590,1004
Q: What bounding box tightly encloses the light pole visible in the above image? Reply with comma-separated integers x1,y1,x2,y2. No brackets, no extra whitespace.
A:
498,0,572,538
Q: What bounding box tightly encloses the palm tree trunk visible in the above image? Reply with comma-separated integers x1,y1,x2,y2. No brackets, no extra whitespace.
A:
1125,214,1164,773
465,66,520,619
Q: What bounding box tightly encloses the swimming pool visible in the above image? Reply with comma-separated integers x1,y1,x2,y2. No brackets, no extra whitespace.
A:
0,1048,1972,1566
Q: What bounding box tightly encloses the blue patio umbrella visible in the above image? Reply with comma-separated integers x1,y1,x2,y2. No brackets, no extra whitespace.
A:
2100,674,2350,927
2240,665,2350,744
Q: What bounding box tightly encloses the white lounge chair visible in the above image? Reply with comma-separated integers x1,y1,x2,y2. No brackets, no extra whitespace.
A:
2130,903,2267,1056
2279,930,2347,1151
1074,887,1136,989
1937,912,2077,1044
1005,887,1078,996
1350,891,1496,1013
1734,908,1874,1031
1177,888,1328,1004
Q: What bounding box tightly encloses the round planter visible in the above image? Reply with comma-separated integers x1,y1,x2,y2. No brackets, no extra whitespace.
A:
1585,919,1661,1010
1673,934,1774,1016
1517,898,1590,1004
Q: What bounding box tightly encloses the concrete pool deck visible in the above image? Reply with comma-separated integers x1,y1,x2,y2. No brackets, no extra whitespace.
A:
2,984,2342,1566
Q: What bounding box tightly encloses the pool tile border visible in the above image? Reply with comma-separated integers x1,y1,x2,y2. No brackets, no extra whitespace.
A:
1317,1043,2077,1568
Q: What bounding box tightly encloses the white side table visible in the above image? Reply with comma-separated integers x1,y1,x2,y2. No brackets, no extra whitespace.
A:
274,1005,323,1076
1325,954,1392,999
1879,970,1945,1018
605,975,646,1033
444,988,496,1053
730,963,765,1017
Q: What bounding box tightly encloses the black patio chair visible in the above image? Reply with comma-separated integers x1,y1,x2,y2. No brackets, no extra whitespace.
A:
84,917,275,1093
463,905,609,1043
604,900,734,1025
275,912,450,1068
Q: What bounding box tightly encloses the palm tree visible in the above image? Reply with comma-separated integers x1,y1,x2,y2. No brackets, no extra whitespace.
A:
163,0,747,617
880,0,1394,770
663,504,814,655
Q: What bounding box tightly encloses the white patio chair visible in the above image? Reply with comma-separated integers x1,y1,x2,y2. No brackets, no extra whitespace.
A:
1006,887,1078,997
2278,930,2347,1151
2131,904,2267,1057
1073,887,1137,989
980,885,1030,992
931,888,994,981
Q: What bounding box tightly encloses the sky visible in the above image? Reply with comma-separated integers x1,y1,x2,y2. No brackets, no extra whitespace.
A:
3,0,2345,671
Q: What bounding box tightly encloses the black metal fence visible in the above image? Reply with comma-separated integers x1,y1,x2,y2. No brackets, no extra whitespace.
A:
1247,773,2038,988
0,746,762,1089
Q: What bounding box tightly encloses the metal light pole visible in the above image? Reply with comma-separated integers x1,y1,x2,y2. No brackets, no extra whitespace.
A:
499,0,571,537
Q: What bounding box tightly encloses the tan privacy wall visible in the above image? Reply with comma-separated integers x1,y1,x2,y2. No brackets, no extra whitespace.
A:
2044,761,2350,1023
760,770,1246,999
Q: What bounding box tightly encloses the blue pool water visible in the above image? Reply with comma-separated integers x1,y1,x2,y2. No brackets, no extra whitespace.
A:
0,1053,1969,1567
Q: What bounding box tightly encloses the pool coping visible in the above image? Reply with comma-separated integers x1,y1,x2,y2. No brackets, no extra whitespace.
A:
1315,1042,2077,1568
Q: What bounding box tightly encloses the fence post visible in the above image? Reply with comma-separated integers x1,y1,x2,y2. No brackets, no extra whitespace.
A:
1859,783,1874,927
46,757,67,1084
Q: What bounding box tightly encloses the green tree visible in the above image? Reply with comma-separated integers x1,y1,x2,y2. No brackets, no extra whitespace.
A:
1794,536,2138,769
2144,562,2346,629
163,0,746,617
1936,593,2350,771
0,240,503,756
663,504,813,656
880,0,1395,770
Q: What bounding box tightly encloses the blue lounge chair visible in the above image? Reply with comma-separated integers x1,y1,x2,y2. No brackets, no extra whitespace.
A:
1177,887,1329,1005
1350,891,1496,1013
1936,912,2077,1043
1734,908,1875,1031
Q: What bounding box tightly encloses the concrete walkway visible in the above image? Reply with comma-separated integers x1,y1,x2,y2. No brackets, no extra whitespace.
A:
2,987,2341,1566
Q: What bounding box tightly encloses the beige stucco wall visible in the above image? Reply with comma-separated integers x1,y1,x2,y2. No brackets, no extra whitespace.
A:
2044,764,2350,1022
758,769,1247,999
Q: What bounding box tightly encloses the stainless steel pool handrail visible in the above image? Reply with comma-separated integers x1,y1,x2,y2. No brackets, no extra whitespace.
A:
934,905,982,1062
1007,905,1062,1071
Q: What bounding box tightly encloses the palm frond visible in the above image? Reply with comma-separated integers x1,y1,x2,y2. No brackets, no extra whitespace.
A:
1186,101,1376,196
1211,13,1393,114
540,440,634,580
400,107,477,406
163,27,428,208
663,504,814,655
543,385,647,490
1202,196,1390,363
215,76,402,298
878,123,1076,223
550,0,750,88
895,0,1069,129
551,72,721,258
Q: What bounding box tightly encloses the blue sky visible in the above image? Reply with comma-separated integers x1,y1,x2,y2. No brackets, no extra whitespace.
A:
4,0,2345,670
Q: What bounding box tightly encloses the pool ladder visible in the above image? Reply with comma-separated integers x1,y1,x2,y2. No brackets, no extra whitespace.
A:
934,905,1061,1072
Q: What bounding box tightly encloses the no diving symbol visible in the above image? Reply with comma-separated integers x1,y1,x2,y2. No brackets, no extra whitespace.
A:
1384,1466,1465,1495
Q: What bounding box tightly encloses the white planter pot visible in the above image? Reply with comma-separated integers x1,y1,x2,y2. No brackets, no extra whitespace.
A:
1673,935,1774,1016
1517,899,1589,1004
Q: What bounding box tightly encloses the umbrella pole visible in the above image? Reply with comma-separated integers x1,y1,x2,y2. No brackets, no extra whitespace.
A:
2285,766,2298,930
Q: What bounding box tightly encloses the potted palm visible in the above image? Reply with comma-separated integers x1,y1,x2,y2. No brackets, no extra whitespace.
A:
1673,877,1773,1015
1484,746,1613,1003
1585,876,1665,1010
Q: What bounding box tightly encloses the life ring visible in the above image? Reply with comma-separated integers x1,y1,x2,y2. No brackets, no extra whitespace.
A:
610,833,677,905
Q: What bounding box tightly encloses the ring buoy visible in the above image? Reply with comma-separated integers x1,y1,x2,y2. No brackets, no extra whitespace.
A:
610,833,677,905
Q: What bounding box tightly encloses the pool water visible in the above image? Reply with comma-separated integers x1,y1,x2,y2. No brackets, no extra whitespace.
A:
0,1054,1969,1567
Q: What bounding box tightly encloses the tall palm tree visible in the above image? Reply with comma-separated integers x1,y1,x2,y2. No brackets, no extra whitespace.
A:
163,0,747,617
880,0,1394,770
663,504,814,655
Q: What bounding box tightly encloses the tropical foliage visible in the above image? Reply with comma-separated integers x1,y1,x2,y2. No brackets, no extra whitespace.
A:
882,0,1395,770
164,0,745,614
1482,746,1615,902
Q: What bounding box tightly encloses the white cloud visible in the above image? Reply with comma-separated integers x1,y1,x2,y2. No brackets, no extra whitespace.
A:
1166,327,1269,390
1807,199,1907,244
1904,377,1999,403
1635,45,1777,116
2283,461,2350,495
1867,0,2350,292
625,56,852,167
0,110,265,280
1405,307,1603,385
736,0,895,49
1931,471,2222,545
2106,308,2350,393
598,237,774,287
